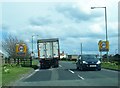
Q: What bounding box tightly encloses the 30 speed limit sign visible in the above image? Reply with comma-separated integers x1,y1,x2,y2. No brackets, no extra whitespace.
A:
98,40,109,52
16,43,27,56
102,42,106,48
19,45,24,52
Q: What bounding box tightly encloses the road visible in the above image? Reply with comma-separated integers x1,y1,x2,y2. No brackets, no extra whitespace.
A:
12,61,119,87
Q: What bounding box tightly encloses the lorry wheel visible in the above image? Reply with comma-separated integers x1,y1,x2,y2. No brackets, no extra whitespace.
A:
56,64,59,67
52,64,58,68
52,60,59,68
52,65,56,68
80,66,83,71
40,65,44,69
40,66,43,69
55,63,59,67
76,67,79,70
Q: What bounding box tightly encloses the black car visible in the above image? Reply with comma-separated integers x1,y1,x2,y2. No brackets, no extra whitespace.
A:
76,55,101,71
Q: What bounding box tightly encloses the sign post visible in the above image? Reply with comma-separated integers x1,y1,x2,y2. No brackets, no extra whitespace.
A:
16,43,27,65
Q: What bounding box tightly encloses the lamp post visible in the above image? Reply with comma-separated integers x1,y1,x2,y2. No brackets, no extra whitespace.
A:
81,43,82,56
91,7,108,59
32,35,39,54
115,49,118,55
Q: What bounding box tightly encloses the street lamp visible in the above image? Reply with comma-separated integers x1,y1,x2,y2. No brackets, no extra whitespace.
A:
91,7,108,41
81,43,83,55
32,35,39,54
115,49,118,55
91,7,108,59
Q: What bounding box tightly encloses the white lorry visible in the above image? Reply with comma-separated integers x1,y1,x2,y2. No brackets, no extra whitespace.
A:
37,38,60,69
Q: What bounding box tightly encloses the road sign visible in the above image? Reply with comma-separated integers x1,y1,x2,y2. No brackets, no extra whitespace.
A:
16,43,27,56
98,40,109,52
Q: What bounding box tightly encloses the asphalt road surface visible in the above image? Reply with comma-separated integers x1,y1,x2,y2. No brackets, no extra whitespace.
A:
12,61,119,87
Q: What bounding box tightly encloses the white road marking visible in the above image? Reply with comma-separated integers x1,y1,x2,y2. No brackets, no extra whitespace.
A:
68,69,74,74
57,67,59,70
26,71,36,79
78,75,85,80
35,69,40,72
59,65,62,67
26,74,33,78
102,68,118,73
20,76,25,80
48,68,54,71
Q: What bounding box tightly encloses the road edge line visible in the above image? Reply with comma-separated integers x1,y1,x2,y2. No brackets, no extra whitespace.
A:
25,70,37,79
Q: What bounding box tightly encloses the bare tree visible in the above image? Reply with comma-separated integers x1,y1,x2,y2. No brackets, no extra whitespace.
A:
2,34,30,63
2,34,18,58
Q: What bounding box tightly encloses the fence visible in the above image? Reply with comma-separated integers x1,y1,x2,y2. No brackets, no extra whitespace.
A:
2,58,32,67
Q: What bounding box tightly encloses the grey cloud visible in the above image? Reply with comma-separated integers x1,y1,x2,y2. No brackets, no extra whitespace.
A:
56,4,102,23
29,16,52,26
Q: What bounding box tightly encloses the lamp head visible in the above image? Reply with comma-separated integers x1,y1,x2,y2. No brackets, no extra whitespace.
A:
91,7,95,9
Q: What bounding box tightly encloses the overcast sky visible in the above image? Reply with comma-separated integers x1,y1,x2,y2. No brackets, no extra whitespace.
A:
0,0,119,56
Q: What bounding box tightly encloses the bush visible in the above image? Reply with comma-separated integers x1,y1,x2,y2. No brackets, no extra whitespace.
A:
60,58,67,61
32,65,39,70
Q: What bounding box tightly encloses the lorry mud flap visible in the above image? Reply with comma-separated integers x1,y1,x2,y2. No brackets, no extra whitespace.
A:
52,59,59,68
40,60,51,69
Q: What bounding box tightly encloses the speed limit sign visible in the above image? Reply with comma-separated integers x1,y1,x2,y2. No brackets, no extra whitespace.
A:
98,40,109,52
16,43,27,56
102,42,106,48
19,45,24,52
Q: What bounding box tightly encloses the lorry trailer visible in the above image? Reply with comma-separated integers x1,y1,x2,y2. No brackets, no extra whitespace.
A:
37,38,60,69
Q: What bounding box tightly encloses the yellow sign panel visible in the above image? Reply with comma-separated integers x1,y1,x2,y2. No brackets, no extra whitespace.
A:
98,40,109,52
106,41,109,50
16,43,27,56
98,40,102,51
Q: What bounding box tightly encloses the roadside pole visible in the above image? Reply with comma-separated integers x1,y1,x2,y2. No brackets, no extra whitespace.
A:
81,43,82,56
100,51,102,62
30,52,35,67
16,43,27,66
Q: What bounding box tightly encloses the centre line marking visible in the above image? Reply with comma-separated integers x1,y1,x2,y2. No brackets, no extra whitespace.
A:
78,75,85,80
69,69,74,74
59,65,62,67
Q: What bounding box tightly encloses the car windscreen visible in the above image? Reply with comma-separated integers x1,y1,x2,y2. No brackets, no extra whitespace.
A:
81,55,98,61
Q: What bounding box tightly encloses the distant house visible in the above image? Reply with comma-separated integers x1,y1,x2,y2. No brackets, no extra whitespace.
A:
67,54,79,61
0,52,5,64
0,51,8,59
0,51,9,64
60,51,68,60
0,52,4,59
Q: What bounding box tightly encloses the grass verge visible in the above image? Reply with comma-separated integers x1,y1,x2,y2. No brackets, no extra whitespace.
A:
0,64,2,87
2,65,32,86
2,59,39,86
32,59,39,65
101,62,120,71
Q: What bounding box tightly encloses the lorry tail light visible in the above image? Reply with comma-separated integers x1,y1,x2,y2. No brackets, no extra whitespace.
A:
40,60,43,64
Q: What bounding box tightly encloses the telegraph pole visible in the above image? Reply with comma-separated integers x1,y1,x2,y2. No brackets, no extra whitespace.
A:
81,43,82,56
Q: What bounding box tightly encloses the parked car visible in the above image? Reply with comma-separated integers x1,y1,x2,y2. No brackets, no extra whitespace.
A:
76,55,101,71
